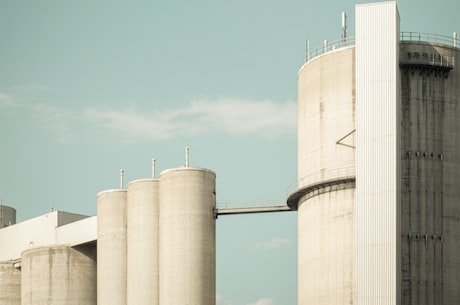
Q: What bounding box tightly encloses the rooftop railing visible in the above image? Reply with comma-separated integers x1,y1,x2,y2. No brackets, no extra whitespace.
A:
301,37,355,66
400,32,459,47
301,32,458,67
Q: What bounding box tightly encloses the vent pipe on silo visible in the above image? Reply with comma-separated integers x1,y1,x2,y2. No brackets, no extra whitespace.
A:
306,39,310,62
342,12,347,43
120,169,125,189
454,32,457,47
185,146,190,167
152,158,156,178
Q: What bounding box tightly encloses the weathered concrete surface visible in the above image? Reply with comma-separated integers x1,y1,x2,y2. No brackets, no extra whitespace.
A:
297,46,356,305
298,186,356,305
298,46,356,190
0,205,16,228
21,245,96,305
97,189,127,305
127,178,159,305
159,167,216,305
400,41,460,305
0,261,20,305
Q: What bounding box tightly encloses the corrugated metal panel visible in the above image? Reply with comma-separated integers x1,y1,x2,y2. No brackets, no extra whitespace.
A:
356,2,401,305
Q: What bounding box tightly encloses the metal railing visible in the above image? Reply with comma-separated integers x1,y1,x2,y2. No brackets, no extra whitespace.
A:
301,32,459,68
302,36,355,66
297,166,355,189
400,32,459,48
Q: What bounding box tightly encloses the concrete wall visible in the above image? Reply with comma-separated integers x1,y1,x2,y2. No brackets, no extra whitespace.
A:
55,215,97,246
97,189,127,305
298,46,356,189
298,186,355,305
399,41,460,305
127,178,159,305
159,167,216,305
0,211,91,261
297,40,356,305
0,261,20,305
21,245,96,305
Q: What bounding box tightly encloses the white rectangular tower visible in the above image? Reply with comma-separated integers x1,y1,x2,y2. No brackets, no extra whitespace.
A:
356,2,401,305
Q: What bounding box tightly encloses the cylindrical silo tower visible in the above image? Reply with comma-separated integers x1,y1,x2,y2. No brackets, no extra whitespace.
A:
0,205,16,228
288,44,357,305
127,178,159,305
288,33,460,305
97,189,127,305
159,167,216,305
399,39,460,305
0,261,21,305
21,245,97,305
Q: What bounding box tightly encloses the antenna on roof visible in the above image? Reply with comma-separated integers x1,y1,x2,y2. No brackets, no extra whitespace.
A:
306,39,310,62
342,12,347,43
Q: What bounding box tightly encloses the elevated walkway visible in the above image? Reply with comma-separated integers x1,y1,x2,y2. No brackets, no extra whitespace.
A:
216,205,292,216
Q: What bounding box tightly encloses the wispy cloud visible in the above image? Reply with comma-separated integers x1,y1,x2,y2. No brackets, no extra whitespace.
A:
216,293,233,305
33,102,77,143
254,237,290,251
85,98,296,140
0,92,16,108
246,298,275,305
2,88,296,143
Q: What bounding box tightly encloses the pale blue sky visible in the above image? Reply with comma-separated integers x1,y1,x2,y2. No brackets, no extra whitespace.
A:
0,1,458,305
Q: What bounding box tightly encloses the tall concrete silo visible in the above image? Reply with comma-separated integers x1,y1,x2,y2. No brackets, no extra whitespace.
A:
0,261,20,305
399,39,460,305
0,205,16,228
21,245,96,305
97,189,127,305
127,178,159,305
288,3,460,304
289,45,357,305
159,167,216,305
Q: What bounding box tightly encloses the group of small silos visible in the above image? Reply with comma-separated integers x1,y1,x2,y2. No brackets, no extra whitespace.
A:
0,165,216,305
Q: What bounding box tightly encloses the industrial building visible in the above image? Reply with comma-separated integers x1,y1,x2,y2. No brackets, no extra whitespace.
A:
287,2,460,305
1,2,460,305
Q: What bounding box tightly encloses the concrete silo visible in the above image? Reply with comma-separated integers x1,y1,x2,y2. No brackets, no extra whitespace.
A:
0,205,16,228
159,167,216,305
0,261,20,305
289,44,356,304
127,178,159,305
21,245,96,305
97,189,127,305
289,2,460,305
399,38,460,305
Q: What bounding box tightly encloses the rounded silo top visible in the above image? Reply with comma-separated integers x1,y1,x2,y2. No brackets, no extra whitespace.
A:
159,166,216,178
0,205,16,228
126,177,159,187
